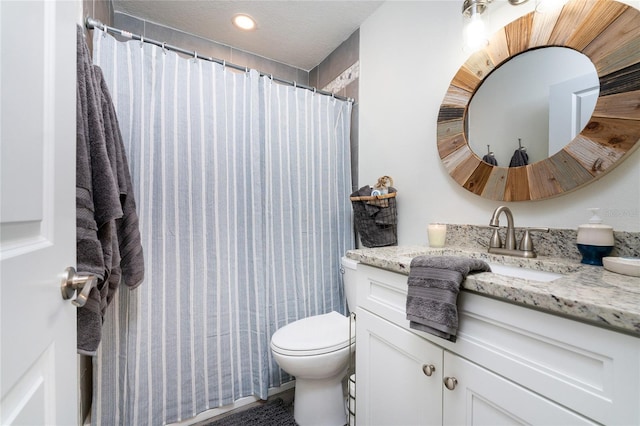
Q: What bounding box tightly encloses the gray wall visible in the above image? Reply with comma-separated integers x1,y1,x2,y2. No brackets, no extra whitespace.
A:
311,30,360,190
82,0,113,52
112,12,308,85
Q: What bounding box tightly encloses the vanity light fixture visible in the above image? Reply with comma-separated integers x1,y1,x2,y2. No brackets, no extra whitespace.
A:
462,0,490,52
232,14,256,31
462,0,531,51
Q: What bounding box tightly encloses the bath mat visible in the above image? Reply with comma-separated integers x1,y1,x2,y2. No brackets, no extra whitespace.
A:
205,398,297,426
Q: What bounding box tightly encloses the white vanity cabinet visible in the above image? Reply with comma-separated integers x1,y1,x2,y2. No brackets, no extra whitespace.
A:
354,263,640,426
442,351,598,425
356,308,442,425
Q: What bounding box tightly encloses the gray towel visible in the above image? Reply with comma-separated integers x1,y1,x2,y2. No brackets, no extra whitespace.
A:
94,66,145,291
482,154,498,166
353,185,379,217
351,185,397,225
76,26,144,355
406,256,490,342
509,149,529,167
350,185,398,247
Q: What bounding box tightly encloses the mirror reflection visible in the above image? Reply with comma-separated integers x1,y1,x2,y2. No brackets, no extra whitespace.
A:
467,47,599,167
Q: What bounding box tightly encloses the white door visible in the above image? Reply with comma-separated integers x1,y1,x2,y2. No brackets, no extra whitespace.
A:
1,1,79,424
548,73,599,156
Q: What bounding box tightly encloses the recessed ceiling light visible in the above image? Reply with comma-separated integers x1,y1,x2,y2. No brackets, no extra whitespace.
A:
232,14,256,31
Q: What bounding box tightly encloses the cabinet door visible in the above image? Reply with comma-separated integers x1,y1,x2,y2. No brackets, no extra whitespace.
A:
356,309,443,426
442,351,597,426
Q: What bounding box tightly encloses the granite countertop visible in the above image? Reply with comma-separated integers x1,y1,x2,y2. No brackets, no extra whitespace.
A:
346,245,640,337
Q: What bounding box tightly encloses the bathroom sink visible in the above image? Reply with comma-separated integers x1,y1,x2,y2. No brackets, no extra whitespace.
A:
487,263,564,282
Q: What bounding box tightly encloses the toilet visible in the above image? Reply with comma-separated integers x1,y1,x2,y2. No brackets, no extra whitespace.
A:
270,257,359,426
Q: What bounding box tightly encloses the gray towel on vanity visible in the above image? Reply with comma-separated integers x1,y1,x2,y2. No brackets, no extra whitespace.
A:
406,256,490,342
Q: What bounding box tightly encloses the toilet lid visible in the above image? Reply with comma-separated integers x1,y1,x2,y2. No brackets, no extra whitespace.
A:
270,311,353,356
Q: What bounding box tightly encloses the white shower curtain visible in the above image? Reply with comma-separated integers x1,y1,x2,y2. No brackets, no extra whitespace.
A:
91,30,354,425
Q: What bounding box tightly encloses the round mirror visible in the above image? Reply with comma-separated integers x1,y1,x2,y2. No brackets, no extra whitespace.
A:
437,0,640,201
468,47,599,167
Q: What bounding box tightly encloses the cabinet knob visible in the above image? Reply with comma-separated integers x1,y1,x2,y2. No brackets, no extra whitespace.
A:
444,376,458,390
422,364,435,377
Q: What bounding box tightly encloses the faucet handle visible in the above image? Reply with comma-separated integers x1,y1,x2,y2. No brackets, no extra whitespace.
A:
519,227,549,251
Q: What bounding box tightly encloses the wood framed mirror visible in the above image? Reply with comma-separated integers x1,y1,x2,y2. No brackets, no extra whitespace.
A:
437,0,640,201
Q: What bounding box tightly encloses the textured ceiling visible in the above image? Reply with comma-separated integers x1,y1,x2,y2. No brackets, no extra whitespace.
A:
112,1,385,71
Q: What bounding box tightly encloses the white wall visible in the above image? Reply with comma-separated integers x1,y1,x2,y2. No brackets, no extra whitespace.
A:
359,0,640,246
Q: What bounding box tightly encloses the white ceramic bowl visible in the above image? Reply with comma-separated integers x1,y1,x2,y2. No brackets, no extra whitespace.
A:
603,257,640,277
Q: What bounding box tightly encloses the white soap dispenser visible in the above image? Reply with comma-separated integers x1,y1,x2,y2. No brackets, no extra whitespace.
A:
576,208,614,265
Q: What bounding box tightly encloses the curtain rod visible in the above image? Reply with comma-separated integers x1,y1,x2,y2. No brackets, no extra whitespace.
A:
85,17,353,103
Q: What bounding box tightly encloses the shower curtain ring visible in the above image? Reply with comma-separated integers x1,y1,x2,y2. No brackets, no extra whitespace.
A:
161,42,166,54
222,60,226,70
193,51,198,62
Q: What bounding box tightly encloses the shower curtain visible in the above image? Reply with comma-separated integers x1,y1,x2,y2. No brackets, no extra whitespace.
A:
91,30,354,425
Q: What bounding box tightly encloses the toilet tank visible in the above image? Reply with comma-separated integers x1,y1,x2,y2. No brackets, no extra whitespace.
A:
341,257,359,312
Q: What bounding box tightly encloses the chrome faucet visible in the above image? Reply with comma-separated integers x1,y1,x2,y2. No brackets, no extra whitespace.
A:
488,206,548,258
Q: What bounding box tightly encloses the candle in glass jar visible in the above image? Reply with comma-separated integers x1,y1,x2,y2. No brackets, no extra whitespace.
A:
428,223,447,248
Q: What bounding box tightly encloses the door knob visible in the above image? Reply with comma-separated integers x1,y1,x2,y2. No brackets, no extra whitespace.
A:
60,267,97,307
422,364,436,377
444,376,458,390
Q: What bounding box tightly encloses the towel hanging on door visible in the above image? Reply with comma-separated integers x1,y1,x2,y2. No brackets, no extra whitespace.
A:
76,26,144,355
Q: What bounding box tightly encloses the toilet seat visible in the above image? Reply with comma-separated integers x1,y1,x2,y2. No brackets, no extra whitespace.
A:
271,311,353,357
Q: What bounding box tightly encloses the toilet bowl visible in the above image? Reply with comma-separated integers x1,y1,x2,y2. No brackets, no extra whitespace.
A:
270,257,359,426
